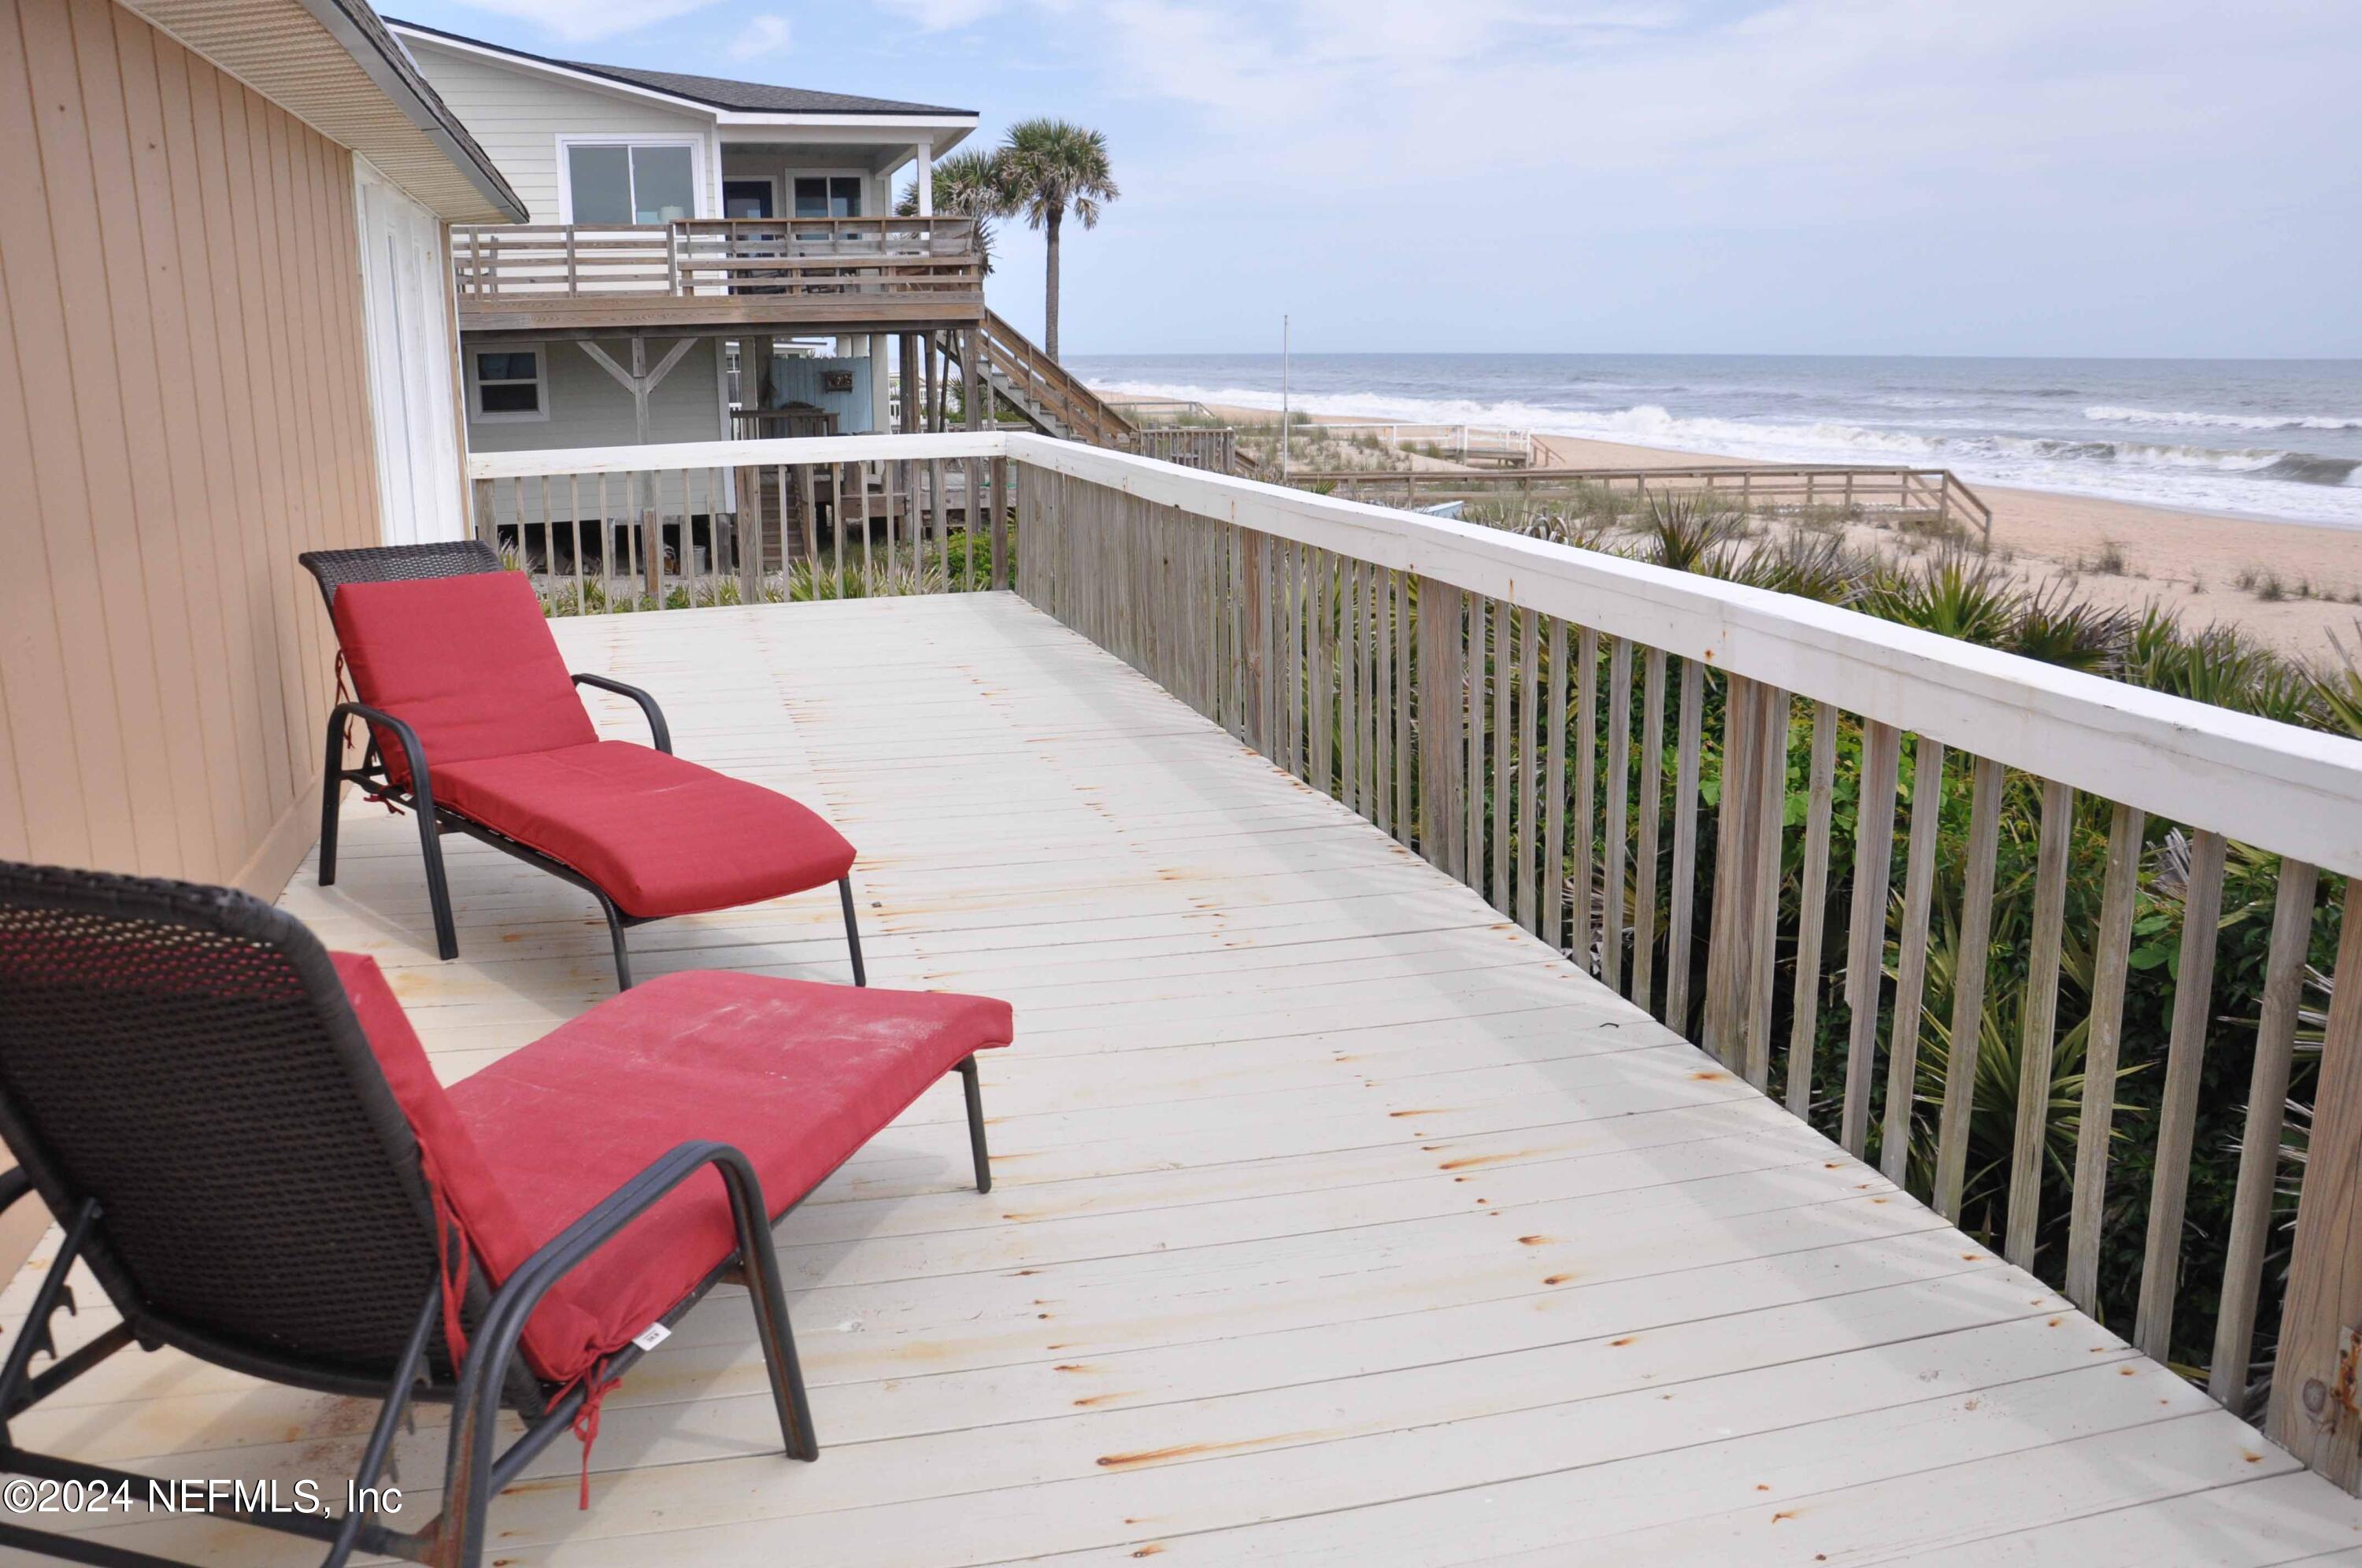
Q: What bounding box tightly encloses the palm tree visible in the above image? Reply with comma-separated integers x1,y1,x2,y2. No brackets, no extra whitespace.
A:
998,118,1118,361
898,149,1012,275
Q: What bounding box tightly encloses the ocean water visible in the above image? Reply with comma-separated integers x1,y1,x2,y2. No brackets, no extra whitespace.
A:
1067,354,2362,530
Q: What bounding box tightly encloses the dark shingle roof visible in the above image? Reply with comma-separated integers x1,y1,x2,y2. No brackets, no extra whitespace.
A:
387,19,972,118
555,61,968,117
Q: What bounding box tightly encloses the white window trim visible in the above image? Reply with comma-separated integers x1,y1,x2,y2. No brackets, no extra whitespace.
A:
468,342,551,424
555,134,712,224
787,167,873,220
721,173,783,220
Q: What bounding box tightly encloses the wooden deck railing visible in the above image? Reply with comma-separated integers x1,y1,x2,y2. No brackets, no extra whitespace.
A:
450,216,982,303
471,430,2362,1492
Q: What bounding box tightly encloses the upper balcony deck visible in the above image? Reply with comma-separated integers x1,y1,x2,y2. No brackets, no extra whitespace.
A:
450,216,985,338
15,560,2362,1560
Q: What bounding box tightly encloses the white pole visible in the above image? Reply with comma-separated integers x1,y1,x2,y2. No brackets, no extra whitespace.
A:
914,142,934,217
1280,314,1290,482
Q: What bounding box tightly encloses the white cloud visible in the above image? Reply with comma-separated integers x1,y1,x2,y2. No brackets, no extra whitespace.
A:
876,0,1008,29
440,0,718,43
731,12,793,57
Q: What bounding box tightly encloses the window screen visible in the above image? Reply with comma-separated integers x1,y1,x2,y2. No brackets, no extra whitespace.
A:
631,146,695,224
567,145,631,224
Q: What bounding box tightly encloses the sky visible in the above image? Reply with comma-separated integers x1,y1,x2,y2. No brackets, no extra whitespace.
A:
392,0,2362,359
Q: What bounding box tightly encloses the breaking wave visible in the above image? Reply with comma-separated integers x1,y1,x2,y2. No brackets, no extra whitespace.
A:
2084,405,2362,432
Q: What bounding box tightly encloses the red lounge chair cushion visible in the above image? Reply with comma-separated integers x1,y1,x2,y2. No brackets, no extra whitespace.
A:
335,957,1013,1386
328,953,609,1366
432,742,857,918
331,572,595,784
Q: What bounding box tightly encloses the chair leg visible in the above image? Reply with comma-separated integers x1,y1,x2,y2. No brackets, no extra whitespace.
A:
957,1056,990,1193
325,1285,439,1568
723,1169,818,1461
839,876,867,987
416,808,460,962
598,893,634,990
318,713,346,887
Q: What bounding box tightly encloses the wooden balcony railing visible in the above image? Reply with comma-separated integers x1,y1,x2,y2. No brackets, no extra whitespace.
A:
450,217,983,324
468,429,2362,1499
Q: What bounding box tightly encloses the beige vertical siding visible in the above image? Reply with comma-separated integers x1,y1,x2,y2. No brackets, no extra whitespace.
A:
0,0,382,897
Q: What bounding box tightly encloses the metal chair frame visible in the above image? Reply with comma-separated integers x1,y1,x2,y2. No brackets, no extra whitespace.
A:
0,863,989,1567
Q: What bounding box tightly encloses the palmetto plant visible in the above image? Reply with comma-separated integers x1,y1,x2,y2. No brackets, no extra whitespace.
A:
998,118,1118,361
898,149,1013,276
1638,491,1743,575
1902,904,2136,1241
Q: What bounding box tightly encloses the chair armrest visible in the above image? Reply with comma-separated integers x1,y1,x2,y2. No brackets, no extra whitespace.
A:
571,674,672,754
329,702,440,816
444,1141,776,1496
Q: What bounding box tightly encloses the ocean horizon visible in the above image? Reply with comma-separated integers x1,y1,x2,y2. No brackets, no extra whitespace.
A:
1067,353,2362,531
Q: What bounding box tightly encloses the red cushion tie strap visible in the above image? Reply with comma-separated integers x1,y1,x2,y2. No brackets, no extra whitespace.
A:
566,1358,622,1510
335,649,409,817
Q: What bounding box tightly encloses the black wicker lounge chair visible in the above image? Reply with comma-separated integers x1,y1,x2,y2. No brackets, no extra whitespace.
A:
298,542,862,989
0,859,1011,1566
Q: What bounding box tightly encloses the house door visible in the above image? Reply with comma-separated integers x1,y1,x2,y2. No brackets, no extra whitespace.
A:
723,179,776,219
354,158,463,543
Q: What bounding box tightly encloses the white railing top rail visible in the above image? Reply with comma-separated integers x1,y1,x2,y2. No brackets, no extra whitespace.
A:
471,431,2362,876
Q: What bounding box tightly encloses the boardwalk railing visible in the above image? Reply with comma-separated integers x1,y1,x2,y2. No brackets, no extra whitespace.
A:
1290,464,1994,545
472,430,2362,1492
1116,427,1239,473
450,216,981,304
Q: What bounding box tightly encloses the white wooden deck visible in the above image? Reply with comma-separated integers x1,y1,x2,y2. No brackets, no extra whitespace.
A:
17,591,2362,1565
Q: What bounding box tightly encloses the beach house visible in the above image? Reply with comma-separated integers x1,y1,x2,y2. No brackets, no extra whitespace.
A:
386,18,987,459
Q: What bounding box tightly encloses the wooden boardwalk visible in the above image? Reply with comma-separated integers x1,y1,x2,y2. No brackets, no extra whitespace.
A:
17,592,2362,1565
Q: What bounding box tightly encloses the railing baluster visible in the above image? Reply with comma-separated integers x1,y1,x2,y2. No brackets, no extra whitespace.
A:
1285,542,1305,781
1517,609,1542,937
1421,580,1462,878
2136,828,2228,1360
1632,648,1666,1014
1545,619,1570,956
1491,598,1513,913
1881,738,1948,1186
1351,564,1370,812
1934,754,2005,1219
1571,627,1599,971
1602,638,1632,994
2004,777,2076,1267
1737,686,1791,1087
1665,657,1705,1034
1376,568,1396,838
1784,701,1838,1118
2211,858,2319,1407
2065,802,2145,1310
1464,596,1486,891
1840,721,1903,1156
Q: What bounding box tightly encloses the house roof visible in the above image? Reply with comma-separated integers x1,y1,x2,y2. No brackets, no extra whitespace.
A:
386,19,976,120
124,0,526,224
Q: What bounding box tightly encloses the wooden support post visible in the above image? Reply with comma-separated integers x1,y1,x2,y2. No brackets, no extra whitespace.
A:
2269,882,2362,1484
735,465,761,603
1701,675,1784,1074
964,326,985,589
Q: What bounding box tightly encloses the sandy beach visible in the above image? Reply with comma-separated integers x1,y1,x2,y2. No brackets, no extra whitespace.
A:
1527,432,2362,664
1184,399,2360,664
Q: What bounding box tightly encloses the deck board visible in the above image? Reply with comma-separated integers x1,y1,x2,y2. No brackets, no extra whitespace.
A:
21,592,2362,1565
